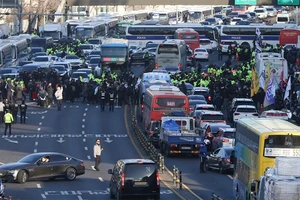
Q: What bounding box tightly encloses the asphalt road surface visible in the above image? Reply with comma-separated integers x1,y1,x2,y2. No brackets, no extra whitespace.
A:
0,102,180,200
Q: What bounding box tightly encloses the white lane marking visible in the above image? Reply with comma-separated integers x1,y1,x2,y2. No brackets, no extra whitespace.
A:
77,196,83,200
35,142,38,146
98,177,104,182
83,113,86,117
41,194,46,199
87,155,91,160
82,130,85,134
82,125,85,128
82,119,85,122
34,149,37,153
84,147,88,150
37,184,41,188
85,108,88,111
39,122,42,125
83,138,86,142
227,175,233,180
41,116,45,119
37,128,41,131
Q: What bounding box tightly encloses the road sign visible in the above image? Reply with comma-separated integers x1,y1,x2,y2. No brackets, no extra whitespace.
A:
234,0,257,5
278,0,299,5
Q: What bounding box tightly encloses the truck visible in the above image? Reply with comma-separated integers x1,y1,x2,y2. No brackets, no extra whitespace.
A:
251,157,300,200
39,22,69,42
31,37,54,52
159,116,202,157
255,52,288,85
100,38,129,73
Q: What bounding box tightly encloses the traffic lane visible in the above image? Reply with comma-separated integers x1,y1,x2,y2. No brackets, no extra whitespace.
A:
164,156,233,200
84,106,181,200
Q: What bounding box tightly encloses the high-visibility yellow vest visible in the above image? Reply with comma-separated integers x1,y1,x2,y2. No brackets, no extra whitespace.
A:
4,113,13,123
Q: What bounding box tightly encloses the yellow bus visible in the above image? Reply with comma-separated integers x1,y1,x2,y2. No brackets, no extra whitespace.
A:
233,118,300,200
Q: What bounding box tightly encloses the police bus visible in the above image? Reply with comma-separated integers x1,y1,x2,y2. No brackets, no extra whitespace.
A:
75,22,106,39
155,39,187,73
219,24,296,48
126,24,219,48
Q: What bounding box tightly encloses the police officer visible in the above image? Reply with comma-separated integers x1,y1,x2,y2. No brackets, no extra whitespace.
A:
19,100,27,124
4,109,14,136
13,102,18,124
100,89,106,112
108,89,115,112
199,139,210,173
143,51,150,68
217,46,223,61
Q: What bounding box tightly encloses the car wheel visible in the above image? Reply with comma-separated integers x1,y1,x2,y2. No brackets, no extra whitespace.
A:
219,163,224,174
65,167,77,181
109,187,115,199
17,170,28,183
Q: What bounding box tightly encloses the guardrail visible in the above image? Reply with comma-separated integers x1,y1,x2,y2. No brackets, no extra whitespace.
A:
211,193,224,200
173,165,182,190
128,103,184,189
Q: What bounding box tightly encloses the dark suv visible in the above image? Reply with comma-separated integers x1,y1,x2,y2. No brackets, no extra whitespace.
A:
108,159,160,199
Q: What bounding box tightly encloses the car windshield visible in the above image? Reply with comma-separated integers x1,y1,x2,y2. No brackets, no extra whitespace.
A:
35,57,49,62
266,8,273,11
0,69,13,75
205,18,216,22
89,40,100,45
195,49,206,52
195,106,214,111
51,66,66,71
223,132,235,138
72,73,88,78
202,115,225,121
124,163,156,181
90,58,100,64
79,45,93,50
165,67,179,71
200,40,211,45
188,95,205,100
21,66,39,72
18,155,39,163
90,51,101,56
255,9,265,13
211,124,230,133
189,100,207,107
236,107,257,113
194,90,209,96
66,55,79,60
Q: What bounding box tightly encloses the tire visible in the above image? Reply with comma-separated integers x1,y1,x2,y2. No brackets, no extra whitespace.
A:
65,167,77,181
219,163,224,174
17,170,28,183
109,187,115,199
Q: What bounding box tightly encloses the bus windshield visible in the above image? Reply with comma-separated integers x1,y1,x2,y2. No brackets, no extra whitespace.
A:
158,45,178,54
155,98,186,107
76,28,93,38
264,135,300,157
101,47,127,57
180,34,198,39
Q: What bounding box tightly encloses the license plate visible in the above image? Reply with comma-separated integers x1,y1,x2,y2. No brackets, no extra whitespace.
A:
181,147,191,149
134,181,147,186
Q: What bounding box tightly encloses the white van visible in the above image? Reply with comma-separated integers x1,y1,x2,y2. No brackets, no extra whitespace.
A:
276,12,290,24
254,8,268,19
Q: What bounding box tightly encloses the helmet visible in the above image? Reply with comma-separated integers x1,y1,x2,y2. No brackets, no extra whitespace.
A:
204,139,210,145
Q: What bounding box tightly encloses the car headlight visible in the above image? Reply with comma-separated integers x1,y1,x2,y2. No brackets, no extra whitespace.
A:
8,169,18,176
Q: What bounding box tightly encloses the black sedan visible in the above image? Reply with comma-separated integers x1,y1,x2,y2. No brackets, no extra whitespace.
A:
206,147,234,174
0,152,85,183
129,50,155,63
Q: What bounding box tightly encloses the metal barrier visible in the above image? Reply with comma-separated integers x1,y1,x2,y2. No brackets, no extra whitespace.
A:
211,193,224,200
173,165,182,189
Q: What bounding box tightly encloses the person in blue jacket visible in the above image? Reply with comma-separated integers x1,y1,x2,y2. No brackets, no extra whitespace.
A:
199,139,210,173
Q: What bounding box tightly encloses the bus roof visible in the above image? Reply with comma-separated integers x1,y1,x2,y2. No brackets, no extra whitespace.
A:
101,38,129,46
175,28,197,33
237,118,300,135
147,86,186,96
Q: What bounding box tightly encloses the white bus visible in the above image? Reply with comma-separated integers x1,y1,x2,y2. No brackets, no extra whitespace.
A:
220,25,293,48
155,39,187,72
188,7,213,22
0,43,12,67
75,22,106,39
126,24,219,48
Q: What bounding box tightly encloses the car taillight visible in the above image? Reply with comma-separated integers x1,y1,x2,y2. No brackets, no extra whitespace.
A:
222,138,229,142
205,53,208,56
208,96,211,101
150,131,154,135
156,172,160,188
200,120,206,122
222,120,226,123
141,104,144,109
80,162,84,167
234,113,240,116
170,144,177,147
253,113,258,116
178,63,182,69
121,173,125,189
155,63,158,69
226,158,230,163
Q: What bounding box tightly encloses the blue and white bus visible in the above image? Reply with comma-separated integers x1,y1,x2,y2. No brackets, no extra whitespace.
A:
126,24,219,48
1,38,29,65
219,24,294,48
0,43,12,67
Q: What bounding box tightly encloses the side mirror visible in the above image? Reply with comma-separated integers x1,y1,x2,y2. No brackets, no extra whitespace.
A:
36,160,41,165
108,169,113,174
250,182,256,192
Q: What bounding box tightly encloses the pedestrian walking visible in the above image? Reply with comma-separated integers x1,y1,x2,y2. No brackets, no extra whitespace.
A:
199,139,210,173
19,100,27,124
55,86,63,111
92,139,103,171
4,110,14,136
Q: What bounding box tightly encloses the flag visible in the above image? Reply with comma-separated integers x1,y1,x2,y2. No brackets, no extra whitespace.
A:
284,76,291,100
263,75,276,108
251,67,259,97
264,63,271,91
259,70,265,89
280,60,284,89
256,27,261,36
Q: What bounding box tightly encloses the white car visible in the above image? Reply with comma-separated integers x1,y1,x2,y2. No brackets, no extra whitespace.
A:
199,39,212,53
260,110,289,120
194,48,209,61
70,72,89,83
230,17,243,25
254,8,268,19
79,44,94,57
266,7,277,17
220,41,237,53
63,55,83,69
233,105,259,122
